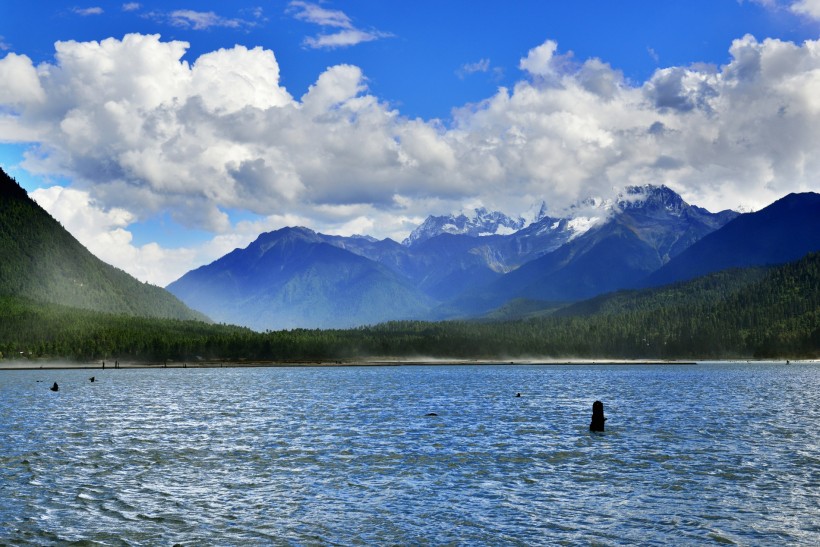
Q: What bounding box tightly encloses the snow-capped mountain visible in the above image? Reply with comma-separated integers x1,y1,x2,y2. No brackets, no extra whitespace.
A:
403,207,527,246
166,184,775,330
616,184,689,214
433,185,742,318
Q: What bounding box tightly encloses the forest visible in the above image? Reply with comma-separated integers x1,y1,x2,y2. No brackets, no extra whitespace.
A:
1,252,817,362
0,168,205,321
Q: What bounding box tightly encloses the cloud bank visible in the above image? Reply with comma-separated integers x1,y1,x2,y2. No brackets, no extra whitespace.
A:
1,33,819,284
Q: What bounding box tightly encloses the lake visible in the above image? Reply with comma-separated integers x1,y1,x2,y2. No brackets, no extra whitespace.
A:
1,362,818,545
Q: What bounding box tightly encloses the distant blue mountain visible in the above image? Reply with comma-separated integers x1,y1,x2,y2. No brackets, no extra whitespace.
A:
167,185,752,330
644,192,820,287
324,214,579,301
166,227,435,330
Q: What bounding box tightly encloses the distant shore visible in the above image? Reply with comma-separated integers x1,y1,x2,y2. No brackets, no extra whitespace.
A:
0,357,814,370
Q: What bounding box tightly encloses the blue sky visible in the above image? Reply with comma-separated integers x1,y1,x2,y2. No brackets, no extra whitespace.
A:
1,1,820,285
2,1,812,120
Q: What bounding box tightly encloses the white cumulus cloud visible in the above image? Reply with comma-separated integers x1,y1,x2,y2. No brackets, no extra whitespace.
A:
519,40,560,76
2,34,820,283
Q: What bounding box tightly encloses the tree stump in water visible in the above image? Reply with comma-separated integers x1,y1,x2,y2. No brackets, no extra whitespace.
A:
589,400,606,432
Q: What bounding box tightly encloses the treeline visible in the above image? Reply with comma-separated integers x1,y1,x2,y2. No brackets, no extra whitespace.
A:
0,296,250,361
1,253,818,362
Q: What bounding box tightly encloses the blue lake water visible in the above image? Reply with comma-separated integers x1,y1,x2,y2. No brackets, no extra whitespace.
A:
1,362,819,545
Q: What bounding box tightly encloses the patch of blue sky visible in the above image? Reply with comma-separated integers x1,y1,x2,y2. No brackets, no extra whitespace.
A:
222,208,265,225
128,208,263,248
127,211,214,248
0,144,72,191
2,0,814,122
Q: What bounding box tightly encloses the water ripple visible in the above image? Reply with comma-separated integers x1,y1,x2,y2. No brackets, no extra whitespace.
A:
1,362,819,545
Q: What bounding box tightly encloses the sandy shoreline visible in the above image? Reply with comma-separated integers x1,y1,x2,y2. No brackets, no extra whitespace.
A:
1,357,813,370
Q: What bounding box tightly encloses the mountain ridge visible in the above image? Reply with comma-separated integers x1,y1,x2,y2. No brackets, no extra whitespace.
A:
167,226,435,330
645,191,820,287
403,207,529,246
167,184,752,330
0,167,207,321
435,185,740,318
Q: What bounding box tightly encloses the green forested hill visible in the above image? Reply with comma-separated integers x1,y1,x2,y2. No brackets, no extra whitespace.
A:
344,253,818,360
0,295,248,361
1,252,817,362
545,252,819,357
0,168,207,321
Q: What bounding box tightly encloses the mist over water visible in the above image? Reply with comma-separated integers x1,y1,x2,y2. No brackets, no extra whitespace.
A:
1,363,818,545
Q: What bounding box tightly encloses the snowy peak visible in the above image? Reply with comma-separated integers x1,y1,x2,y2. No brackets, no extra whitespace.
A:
616,185,688,215
402,185,703,248
403,207,526,246
555,185,691,232
521,200,550,225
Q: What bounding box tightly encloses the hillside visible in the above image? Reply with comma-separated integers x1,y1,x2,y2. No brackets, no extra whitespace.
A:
0,295,246,361
371,252,819,359
645,192,820,287
551,251,820,357
0,168,207,321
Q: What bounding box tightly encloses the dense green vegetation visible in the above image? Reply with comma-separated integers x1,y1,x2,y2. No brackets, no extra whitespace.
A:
0,296,249,361
0,168,206,321
1,253,817,361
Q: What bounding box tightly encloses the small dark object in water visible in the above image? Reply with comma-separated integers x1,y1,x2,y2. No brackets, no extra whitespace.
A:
515,392,521,397
50,382,59,392
589,400,606,432
89,376,95,382
425,412,438,417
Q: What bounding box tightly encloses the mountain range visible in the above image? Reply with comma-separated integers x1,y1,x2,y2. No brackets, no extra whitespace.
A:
166,185,820,331
2,162,816,334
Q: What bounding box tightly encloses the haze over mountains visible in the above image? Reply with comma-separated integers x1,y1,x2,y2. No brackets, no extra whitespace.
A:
1,164,817,335
165,227,436,331
166,185,820,331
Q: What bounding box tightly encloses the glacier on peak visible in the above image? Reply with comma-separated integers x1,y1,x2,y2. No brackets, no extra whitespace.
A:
403,207,527,246
615,184,688,213
402,184,696,247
